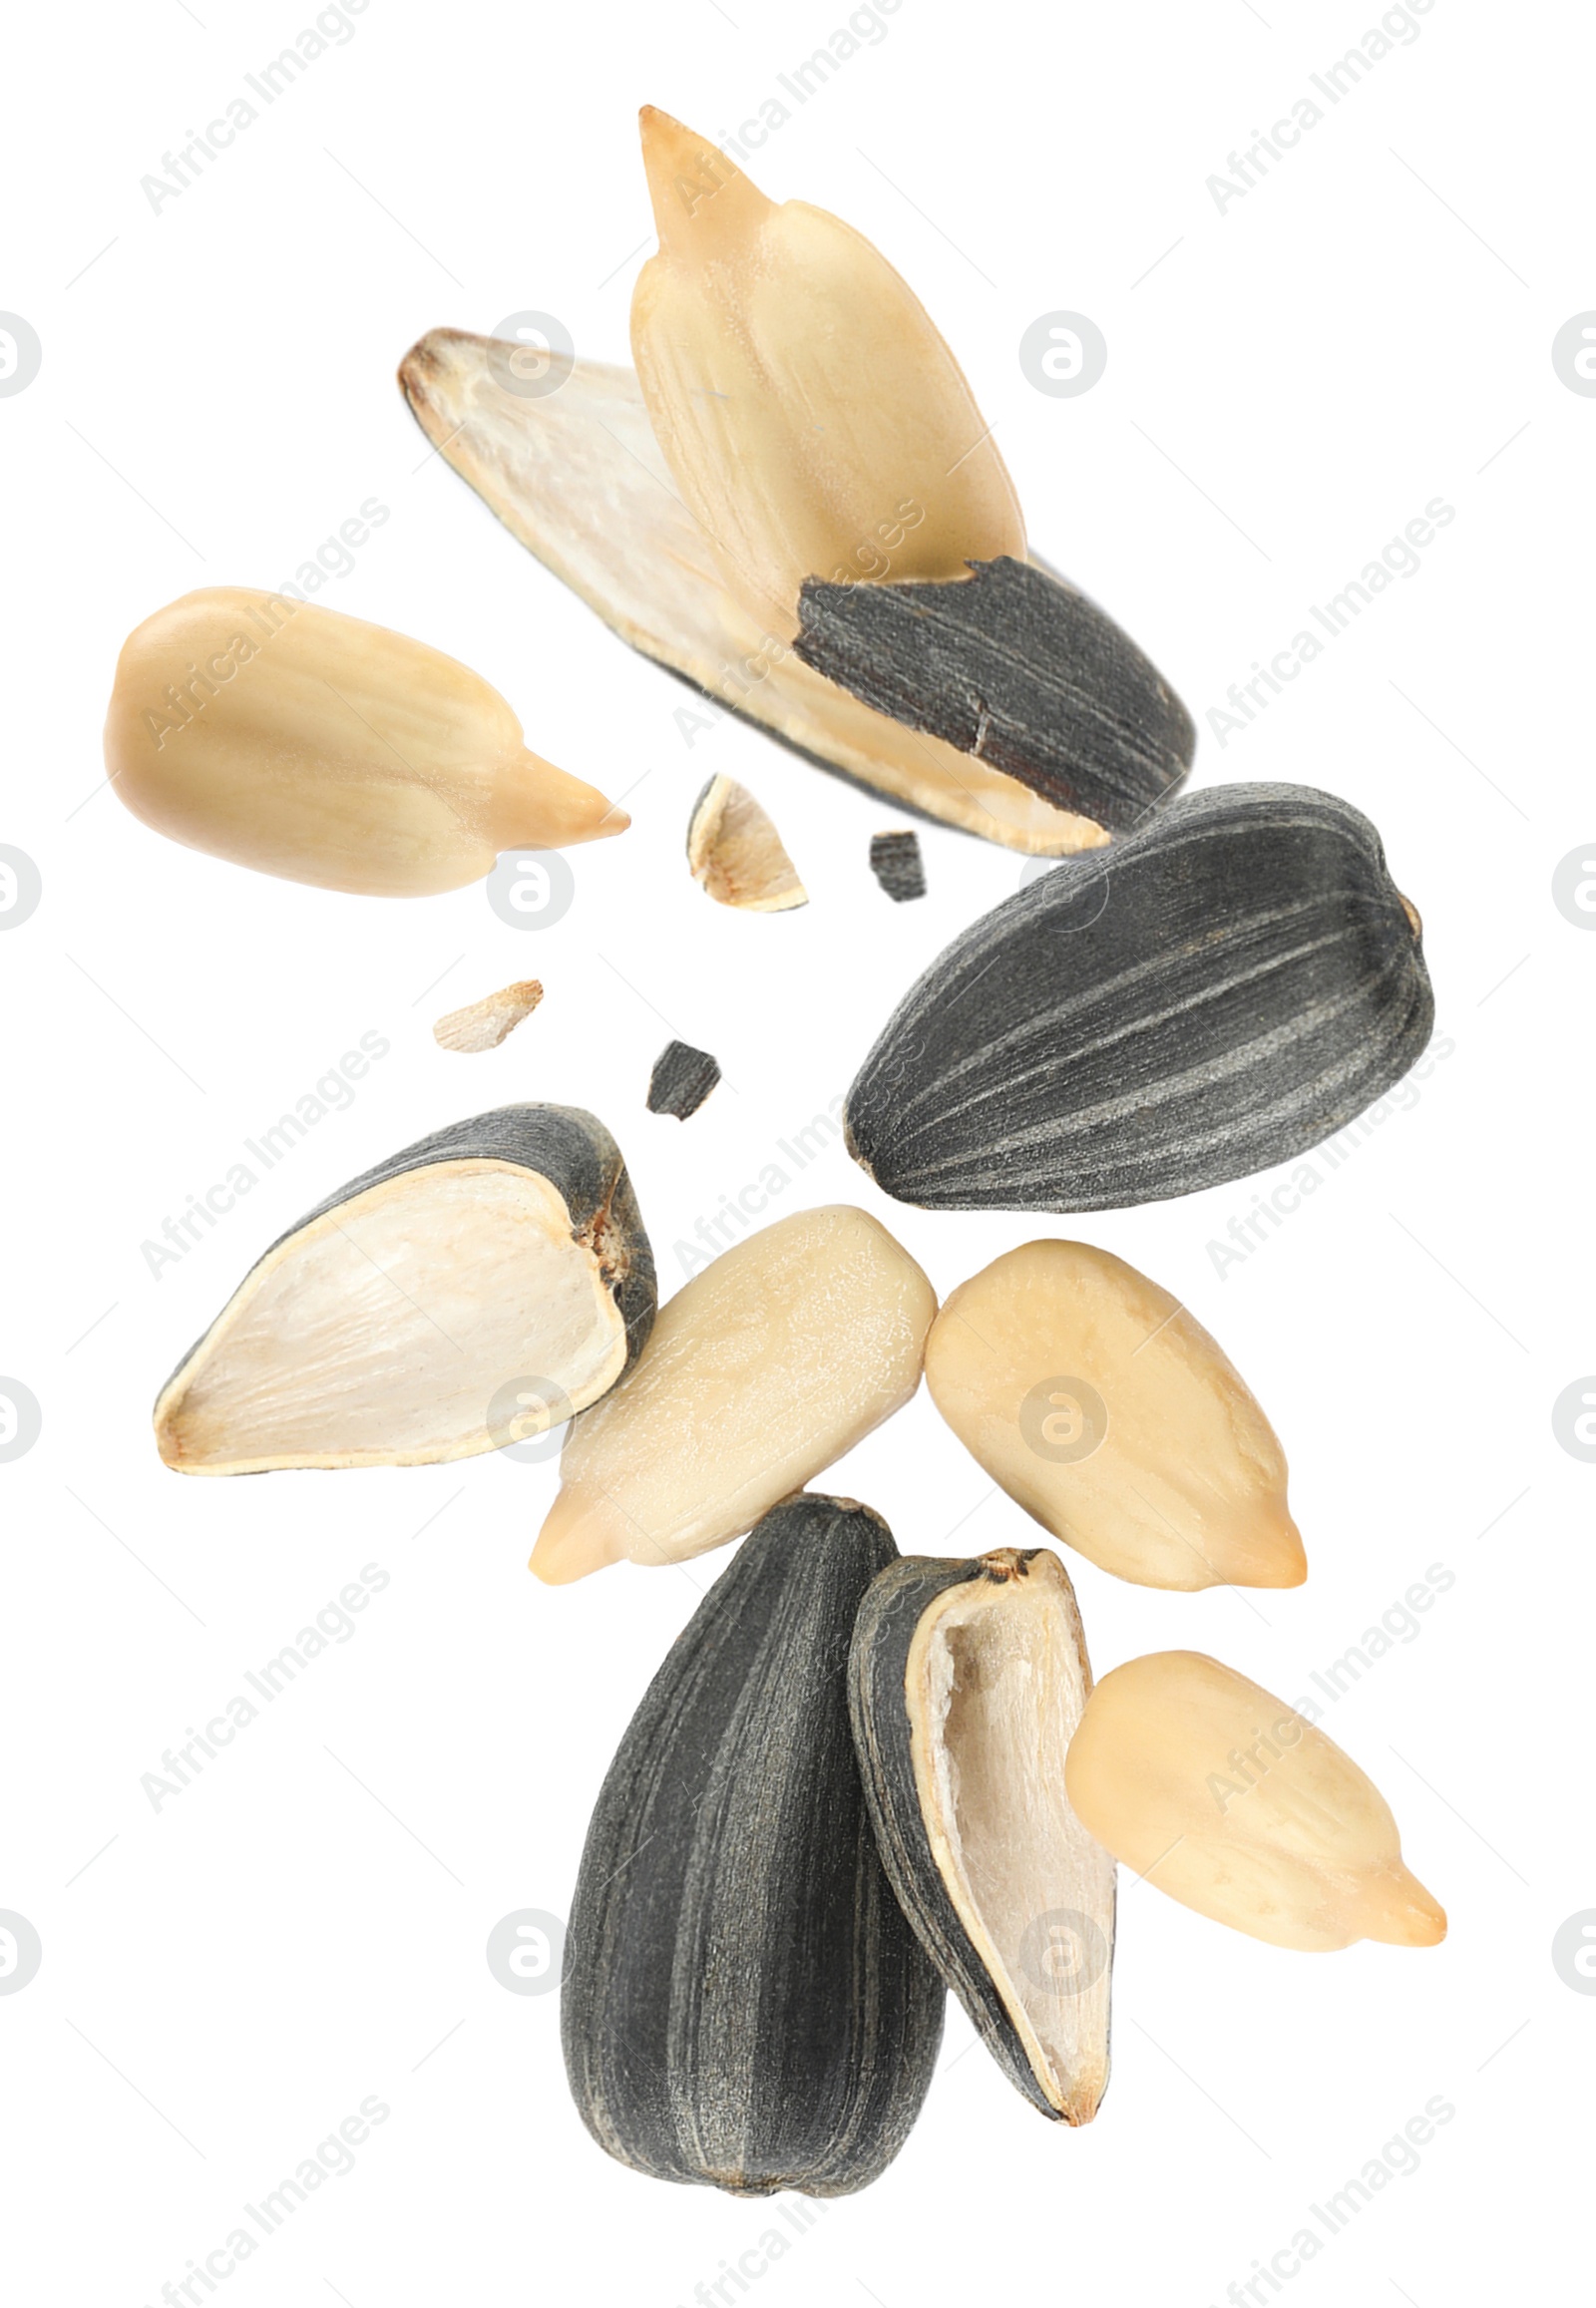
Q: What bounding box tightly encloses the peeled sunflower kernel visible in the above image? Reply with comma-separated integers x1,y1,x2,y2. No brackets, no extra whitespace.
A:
630,108,1024,642
1063,1650,1446,1953
924,1240,1305,1591
105,587,626,896
531,1205,936,1583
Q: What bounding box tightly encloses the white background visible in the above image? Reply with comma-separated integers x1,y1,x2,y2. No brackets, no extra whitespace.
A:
1,0,1587,2300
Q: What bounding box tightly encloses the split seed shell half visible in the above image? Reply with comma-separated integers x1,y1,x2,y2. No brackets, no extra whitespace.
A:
563,1493,945,2196
924,1241,1304,1590
532,1205,935,1581
155,1106,654,1473
105,589,625,896
845,783,1434,1211
1064,1651,1447,1952
849,1546,1114,2122
397,332,1107,857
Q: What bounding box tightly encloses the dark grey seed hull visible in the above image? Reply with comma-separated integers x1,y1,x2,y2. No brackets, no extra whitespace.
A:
646,1039,721,1119
562,1495,945,2196
848,1554,1081,2120
161,1103,655,1395
844,783,1434,1212
868,832,927,903
795,558,1194,834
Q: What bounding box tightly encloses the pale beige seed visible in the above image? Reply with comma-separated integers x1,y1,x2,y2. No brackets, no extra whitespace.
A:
924,1240,1305,1591
631,109,1025,643
531,1205,936,1582
433,979,544,1052
1064,1651,1446,1952
686,775,807,911
105,588,626,896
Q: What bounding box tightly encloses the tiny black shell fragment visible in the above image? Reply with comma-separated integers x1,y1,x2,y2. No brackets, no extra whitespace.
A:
561,1494,945,2196
869,831,927,903
796,556,1194,834
844,782,1434,1212
646,1037,721,1119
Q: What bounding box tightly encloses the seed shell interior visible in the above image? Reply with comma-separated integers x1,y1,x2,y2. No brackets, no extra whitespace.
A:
397,331,1107,857
686,774,807,911
849,1545,1115,2122
154,1104,654,1473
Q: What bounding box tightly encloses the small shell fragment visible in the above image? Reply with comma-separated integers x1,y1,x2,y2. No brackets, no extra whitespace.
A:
1064,1651,1447,1952
924,1241,1305,1591
155,1106,653,1473
869,832,926,904
432,979,543,1053
686,774,807,912
105,589,626,897
531,1205,936,1582
562,1493,945,2196
845,783,1434,1212
849,1546,1114,2123
645,1038,720,1119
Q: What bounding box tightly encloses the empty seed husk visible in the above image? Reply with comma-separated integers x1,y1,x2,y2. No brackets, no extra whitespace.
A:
687,774,807,911
155,1105,653,1473
845,783,1433,1211
105,590,626,896
798,557,1194,835
646,1038,721,1119
869,831,926,903
849,1546,1114,2123
924,1241,1304,1591
631,108,1024,645
563,1492,945,2196
433,978,543,1052
1064,1650,1446,1952
397,335,1105,856
531,1205,935,1582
